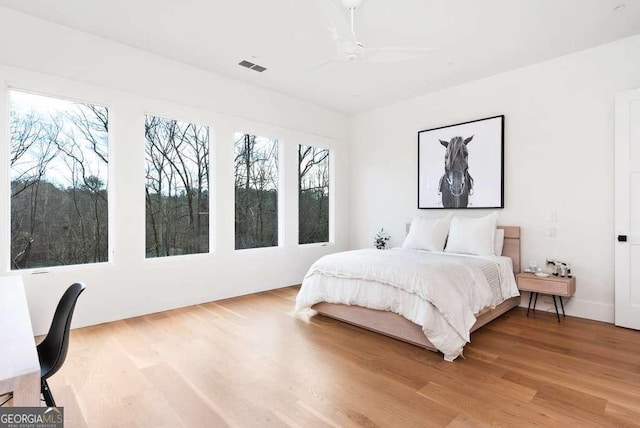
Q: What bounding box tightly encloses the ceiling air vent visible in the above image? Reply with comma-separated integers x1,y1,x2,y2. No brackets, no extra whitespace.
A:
238,60,267,73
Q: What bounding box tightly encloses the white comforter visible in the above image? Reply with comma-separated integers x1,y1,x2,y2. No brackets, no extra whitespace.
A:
295,248,519,361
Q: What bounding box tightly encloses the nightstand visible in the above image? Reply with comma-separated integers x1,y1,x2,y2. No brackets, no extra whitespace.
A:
516,273,576,322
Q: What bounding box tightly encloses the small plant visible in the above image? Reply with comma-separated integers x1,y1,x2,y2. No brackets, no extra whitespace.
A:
374,228,390,249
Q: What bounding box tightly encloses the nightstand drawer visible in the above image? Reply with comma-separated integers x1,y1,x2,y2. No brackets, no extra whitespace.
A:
516,274,576,297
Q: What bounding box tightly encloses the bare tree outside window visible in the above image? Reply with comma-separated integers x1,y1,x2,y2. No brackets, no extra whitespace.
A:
10,90,109,269
145,115,210,258
234,133,279,249
298,145,330,244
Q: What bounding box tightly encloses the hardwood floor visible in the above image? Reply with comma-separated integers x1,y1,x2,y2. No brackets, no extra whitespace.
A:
46,286,640,427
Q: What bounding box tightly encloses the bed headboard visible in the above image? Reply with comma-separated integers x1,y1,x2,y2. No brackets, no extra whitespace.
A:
498,226,520,274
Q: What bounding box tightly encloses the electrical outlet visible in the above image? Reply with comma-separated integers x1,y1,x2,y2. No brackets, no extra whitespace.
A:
547,211,558,222
547,227,557,238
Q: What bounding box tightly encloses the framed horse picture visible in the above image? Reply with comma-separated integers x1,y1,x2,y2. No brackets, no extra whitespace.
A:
418,115,504,209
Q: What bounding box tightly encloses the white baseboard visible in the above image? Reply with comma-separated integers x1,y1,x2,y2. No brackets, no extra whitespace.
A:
518,292,614,324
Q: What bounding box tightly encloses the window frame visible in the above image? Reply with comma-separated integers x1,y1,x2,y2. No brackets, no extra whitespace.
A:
232,129,284,252
297,142,334,248
142,109,216,262
5,85,115,273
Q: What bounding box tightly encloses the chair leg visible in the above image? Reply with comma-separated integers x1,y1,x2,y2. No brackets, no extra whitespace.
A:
41,379,56,407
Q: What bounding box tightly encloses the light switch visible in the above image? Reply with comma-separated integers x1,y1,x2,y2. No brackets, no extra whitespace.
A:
548,227,557,238
547,211,558,222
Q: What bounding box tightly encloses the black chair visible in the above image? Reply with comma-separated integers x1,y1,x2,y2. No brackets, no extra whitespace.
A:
37,282,86,407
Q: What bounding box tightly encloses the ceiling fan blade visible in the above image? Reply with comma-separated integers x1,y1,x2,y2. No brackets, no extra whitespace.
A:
316,0,351,46
308,48,363,71
368,47,435,52
308,57,337,72
364,47,435,63
327,24,341,42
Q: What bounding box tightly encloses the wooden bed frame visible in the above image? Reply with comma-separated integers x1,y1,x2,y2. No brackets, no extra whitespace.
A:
312,226,521,353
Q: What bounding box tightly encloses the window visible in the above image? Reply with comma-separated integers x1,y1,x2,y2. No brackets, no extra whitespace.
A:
145,115,210,258
9,90,109,269
298,145,330,244
234,133,279,249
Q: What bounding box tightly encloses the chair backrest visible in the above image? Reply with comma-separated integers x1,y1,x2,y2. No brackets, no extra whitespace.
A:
37,282,86,380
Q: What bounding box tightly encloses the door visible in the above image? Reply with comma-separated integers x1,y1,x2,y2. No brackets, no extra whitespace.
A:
615,89,640,329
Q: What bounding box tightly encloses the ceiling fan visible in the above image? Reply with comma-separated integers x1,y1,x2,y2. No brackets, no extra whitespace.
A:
314,0,434,68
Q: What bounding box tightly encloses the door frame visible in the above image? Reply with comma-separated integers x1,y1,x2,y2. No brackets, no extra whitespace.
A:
614,88,640,328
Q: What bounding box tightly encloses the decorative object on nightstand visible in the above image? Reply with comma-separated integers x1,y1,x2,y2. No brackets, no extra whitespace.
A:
516,272,576,322
546,258,572,277
374,228,390,249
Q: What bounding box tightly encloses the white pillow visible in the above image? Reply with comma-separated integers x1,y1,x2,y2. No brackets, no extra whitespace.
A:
445,212,499,256
402,215,452,252
494,228,505,256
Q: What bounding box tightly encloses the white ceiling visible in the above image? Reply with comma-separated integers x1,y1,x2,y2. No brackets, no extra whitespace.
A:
1,0,639,114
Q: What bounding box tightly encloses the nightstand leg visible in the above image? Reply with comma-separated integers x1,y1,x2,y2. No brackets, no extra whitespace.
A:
533,293,539,310
559,296,565,317
527,292,535,316
552,296,561,322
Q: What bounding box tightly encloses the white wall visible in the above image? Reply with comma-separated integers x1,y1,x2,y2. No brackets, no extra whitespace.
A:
0,8,350,334
350,34,640,323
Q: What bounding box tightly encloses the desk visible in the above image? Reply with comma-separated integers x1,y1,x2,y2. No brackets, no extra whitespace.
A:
0,276,40,406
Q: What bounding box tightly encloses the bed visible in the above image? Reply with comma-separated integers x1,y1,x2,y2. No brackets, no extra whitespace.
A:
295,226,521,361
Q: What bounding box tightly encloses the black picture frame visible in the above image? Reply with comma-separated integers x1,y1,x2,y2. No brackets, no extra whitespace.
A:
418,115,504,209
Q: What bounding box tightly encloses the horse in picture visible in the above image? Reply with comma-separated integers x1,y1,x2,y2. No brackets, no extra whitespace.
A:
438,135,474,208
